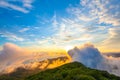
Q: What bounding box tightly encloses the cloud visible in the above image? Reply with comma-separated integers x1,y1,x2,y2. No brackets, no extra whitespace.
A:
47,0,120,50
107,27,120,45
0,32,24,41
103,56,120,76
0,43,46,73
0,43,69,73
51,13,58,29
68,43,103,68
66,0,120,27
22,0,34,9
49,16,105,47
19,28,30,32
0,0,34,13
79,0,120,26
104,52,120,58
68,43,120,76
0,43,28,73
0,43,22,61
101,27,120,50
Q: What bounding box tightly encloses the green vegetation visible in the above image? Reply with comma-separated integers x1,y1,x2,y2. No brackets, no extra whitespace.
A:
0,62,120,80
0,67,41,80
26,62,120,80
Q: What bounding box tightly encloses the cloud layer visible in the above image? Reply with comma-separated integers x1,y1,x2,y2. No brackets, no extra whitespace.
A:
0,43,69,73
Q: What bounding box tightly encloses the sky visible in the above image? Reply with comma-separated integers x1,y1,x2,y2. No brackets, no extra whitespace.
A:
0,0,120,52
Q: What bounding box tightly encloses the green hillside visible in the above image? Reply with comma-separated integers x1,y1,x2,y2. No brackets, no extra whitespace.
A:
26,62,120,80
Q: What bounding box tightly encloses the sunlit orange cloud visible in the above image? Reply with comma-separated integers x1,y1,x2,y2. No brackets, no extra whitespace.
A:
24,46,73,63
47,59,70,69
0,43,72,74
24,46,68,55
98,47,120,53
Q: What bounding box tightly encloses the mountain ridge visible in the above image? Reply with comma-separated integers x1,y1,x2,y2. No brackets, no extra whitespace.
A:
26,62,120,80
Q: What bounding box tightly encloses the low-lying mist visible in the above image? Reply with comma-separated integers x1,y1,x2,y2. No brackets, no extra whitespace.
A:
0,43,70,74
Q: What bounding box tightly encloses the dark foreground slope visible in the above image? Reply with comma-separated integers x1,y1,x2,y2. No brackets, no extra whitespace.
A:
26,62,120,80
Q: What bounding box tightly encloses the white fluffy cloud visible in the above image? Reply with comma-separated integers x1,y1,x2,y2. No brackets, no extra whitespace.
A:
0,43,31,73
68,43,103,68
68,43,120,76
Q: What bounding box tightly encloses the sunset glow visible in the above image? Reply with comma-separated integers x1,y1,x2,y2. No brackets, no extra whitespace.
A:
64,46,74,52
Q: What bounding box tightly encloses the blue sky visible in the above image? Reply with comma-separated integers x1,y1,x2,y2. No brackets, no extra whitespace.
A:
0,0,120,52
